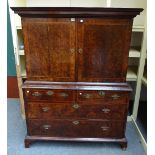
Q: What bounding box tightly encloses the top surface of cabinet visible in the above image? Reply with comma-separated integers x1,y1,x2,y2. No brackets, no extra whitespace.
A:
11,7,143,18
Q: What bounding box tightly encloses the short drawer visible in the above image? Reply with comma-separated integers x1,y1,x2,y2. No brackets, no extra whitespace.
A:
27,102,127,120
78,90,128,102
27,119,125,138
23,89,75,102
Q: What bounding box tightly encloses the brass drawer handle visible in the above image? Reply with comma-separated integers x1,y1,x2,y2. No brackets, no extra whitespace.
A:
72,103,80,109
43,125,51,130
42,107,49,112
32,92,41,97
59,92,69,98
83,93,91,99
101,126,109,131
72,121,79,125
111,94,120,100
98,91,105,97
102,108,110,113
46,90,54,96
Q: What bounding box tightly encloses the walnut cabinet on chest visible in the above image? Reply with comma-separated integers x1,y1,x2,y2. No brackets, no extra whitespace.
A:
11,7,143,149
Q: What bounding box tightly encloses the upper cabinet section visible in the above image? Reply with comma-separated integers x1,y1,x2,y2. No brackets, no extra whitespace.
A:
11,7,143,82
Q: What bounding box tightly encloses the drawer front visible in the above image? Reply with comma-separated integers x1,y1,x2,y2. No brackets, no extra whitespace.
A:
78,90,128,102
27,119,125,138
24,89,75,102
27,102,127,120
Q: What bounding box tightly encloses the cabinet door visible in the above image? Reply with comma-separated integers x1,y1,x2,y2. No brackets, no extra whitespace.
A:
22,18,76,81
77,18,133,82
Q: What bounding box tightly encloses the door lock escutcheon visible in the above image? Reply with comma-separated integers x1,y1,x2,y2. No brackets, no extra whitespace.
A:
78,48,83,54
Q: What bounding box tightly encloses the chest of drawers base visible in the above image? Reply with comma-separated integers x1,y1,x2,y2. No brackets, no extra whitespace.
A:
23,81,131,149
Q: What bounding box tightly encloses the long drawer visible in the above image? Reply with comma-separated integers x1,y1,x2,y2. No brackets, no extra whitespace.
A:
78,90,128,103
27,119,125,138
23,89,75,102
26,102,127,120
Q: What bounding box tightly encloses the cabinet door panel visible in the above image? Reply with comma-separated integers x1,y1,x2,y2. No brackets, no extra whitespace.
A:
22,18,76,81
77,19,132,82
